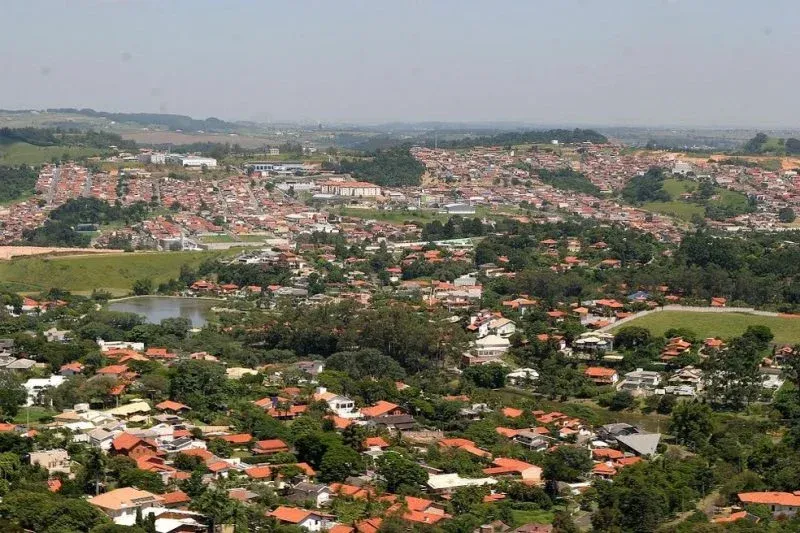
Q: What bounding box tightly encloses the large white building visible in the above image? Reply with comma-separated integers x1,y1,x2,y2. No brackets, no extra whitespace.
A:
166,154,218,168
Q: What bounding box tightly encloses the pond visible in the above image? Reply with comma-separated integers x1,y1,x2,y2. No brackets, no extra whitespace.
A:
106,296,217,327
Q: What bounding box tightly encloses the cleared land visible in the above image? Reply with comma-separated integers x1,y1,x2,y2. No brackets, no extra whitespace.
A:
0,250,230,295
642,178,750,221
0,142,106,166
0,246,122,261
609,311,800,344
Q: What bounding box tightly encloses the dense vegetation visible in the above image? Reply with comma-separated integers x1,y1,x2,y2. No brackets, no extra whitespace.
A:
621,167,670,203
439,128,608,148
335,147,425,187
536,167,601,195
19,221,90,247
0,165,37,203
49,198,150,226
0,127,135,151
740,132,800,155
46,108,238,133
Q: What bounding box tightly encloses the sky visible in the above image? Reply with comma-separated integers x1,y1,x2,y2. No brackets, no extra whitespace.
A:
1,0,799,127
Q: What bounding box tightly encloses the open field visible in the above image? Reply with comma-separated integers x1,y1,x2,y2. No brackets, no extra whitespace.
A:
609,311,800,344
0,250,232,294
337,207,450,225
0,142,106,165
0,246,123,261
641,178,750,221
642,200,703,220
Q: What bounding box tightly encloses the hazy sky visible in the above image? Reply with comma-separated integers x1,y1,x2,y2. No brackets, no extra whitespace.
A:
2,0,798,127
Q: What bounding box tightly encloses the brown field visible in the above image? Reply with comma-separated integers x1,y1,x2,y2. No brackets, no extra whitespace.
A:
0,246,123,261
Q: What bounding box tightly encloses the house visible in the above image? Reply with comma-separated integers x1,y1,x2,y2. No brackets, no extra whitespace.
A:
361,401,404,419
30,449,70,475
88,487,164,519
288,482,332,507
314,387,360,419
269,506,337,532
616,432,661,457
584,367,619,386
513,430,548,451
506,368,539,386
738,492,800,518
364,436,390,451
370,414,417,431
253,439,290,455
483,457,543,484
114,507,205,532
427,473,497,494
473,335,510,357
23,375,66,406
620,368,662,393
219,433,253,447
155,400,191,415
488,318,516,338
59,362,84,376
111,432,160,460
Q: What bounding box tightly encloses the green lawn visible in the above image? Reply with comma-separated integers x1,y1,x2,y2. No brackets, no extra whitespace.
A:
610,311,800,344
642,200,704,220
13,406,55,424
641,179,751,221
510,509,555,527
0,250,231,294
0,142,107,165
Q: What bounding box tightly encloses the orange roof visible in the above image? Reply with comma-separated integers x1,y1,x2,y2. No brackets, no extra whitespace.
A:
219,433,253,445
155,400,190,411
270,506,312,524
356,518,383,533
207,461,232,473
592,448,624,460
96,364,129,375
253,439,289,452
161,490,190,505
593,463,617,476
496,427,519,438
328,415,354,429
179,448,213,461
502,407,523,418
112,432,151,453
584,367,617,378
47,479,62,492
361,400,400,418
738,492,800,507
245,466,272,479
364,436,390,449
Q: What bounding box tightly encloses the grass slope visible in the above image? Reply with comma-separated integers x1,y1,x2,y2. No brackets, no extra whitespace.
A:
642,178,750,221
0,251,229,295
610,311,800,344
0,142,106,165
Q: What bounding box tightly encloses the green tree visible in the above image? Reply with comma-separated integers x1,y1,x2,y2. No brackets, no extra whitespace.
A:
376,453,427,493
131,278,153,296
669,402,713,451
543,447,592,482
0,373,27,419
319,445,364,483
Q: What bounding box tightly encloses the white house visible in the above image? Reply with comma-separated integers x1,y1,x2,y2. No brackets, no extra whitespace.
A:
488,317,516,338
23,375,66,406
474,335,510,357
506,368,539,386
313,387,360,419
427,473,497,494
88,487,164,520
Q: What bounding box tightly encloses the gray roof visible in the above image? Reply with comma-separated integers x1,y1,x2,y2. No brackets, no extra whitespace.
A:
616,432,661,456
5,358,36,370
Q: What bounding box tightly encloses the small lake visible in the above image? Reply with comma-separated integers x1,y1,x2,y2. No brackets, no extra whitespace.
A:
106,296,217,327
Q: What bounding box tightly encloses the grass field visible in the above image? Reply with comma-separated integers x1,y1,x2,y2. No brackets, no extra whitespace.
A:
642,200,704,220
642,178,751,221
510,509,555,527
610,311,800,344
0,142,106,165
0,250,231,294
